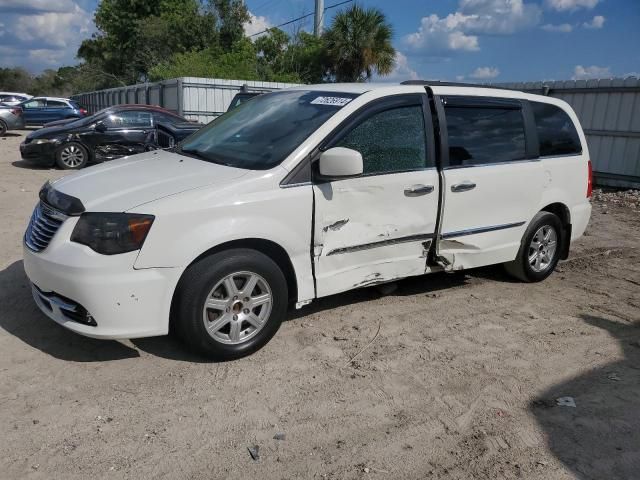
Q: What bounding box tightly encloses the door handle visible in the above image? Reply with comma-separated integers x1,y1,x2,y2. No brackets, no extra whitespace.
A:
404,184,434,197
451,181,476,193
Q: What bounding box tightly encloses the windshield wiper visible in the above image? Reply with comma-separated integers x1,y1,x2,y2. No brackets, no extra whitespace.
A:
177,147,233,167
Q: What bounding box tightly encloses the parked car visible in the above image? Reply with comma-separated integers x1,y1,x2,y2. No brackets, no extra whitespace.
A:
0,92,32,106
23,82,592,360
0,104,25,135
18,97,88,126
20,105,201,169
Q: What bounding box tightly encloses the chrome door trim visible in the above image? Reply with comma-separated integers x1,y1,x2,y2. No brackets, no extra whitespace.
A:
441,221,525,239
326,233,434,256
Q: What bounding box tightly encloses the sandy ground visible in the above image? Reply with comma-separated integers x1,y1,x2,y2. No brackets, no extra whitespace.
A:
1,130,639,480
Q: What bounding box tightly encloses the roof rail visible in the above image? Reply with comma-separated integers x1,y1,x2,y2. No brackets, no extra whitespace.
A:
400,80,519,91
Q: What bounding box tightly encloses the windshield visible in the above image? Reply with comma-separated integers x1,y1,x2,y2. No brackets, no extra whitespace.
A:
179,90,358,170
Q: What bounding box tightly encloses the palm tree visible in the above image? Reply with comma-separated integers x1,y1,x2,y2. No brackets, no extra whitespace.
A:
324,5,395,82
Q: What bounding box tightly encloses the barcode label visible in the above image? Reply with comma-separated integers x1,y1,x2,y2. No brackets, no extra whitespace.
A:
310,96,353,107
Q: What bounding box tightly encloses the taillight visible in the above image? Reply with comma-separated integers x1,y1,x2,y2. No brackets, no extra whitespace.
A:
10,108,21,116
587,160,593,198
80,108,88,115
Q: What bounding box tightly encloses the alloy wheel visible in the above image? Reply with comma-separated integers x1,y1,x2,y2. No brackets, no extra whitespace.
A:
60,145,85,167
202,271,273,345
528,225,558,273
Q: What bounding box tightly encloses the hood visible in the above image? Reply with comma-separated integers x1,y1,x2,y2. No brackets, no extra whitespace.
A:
27,124,77,140
50,150,249,212
43,118,75,128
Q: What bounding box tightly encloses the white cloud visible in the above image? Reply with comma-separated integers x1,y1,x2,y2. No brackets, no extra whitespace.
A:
15,5,92,48
470,66,500,79
0,1,94,72
244,12,272,38
545,0,600,11
0,0,76,13
542,23,573,32
456,75,466,81
572,65,611,80
377,52,419,82
404,0,540,56
583,15,605,29
624,72,640,78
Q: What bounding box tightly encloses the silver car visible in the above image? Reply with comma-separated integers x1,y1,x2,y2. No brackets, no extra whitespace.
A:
0,103,26,135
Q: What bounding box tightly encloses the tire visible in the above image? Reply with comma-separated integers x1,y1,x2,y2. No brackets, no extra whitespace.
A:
0,120,7,137
173,249,288,360
55,142,89,169
504,211,563,282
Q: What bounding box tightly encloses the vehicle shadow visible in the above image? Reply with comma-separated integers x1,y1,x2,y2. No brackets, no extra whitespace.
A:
0,260,139,361
11,160,53,170
0,260,478,363
530,314,640,479
1,132,22,138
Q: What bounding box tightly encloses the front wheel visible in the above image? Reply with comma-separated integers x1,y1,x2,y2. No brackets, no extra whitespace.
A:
55,142,88,169
504,211,563,282
173,249,288,360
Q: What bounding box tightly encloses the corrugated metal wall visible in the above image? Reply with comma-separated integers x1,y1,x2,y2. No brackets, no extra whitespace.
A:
498,77,640,188
71,77,300,124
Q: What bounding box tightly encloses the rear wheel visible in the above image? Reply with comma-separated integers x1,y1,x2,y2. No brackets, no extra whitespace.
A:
504,211,563,282
55,142,88,169
173,249,288,360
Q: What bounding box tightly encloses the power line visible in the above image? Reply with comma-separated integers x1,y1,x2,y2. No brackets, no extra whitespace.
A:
249,0,354,37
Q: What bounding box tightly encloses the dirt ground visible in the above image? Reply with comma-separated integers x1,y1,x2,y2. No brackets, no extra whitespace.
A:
1,130,639,480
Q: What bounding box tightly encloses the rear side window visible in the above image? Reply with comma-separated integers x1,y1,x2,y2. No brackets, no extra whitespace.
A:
104,111,153,128
47,100,68,108
336,105,428,175
444,104,526,166
531,102,581,157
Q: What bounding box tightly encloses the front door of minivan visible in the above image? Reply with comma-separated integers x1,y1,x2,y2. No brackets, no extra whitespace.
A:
313,95,440,298
437,96,543,269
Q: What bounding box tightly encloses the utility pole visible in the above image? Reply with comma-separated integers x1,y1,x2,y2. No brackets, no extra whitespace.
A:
314,0,324,37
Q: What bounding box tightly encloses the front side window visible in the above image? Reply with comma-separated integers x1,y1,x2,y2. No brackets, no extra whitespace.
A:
180,90,358,170
104,111,153,128
445,104,526,166
23,99,46,109
335,105,428,175
531,102,581,157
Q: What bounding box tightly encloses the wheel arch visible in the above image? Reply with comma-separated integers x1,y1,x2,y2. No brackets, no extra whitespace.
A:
173,238,299,308
540,202,572,259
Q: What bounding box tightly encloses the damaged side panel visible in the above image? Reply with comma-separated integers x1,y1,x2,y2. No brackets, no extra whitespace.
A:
312,170,440,298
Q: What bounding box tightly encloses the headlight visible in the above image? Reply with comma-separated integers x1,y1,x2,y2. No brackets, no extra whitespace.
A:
71,213,155,255
34,138,61,145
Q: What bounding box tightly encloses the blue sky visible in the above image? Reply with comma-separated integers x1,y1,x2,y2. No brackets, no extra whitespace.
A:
1,0,639,82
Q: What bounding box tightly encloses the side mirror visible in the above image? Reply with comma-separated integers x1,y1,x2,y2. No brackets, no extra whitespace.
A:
95,121,107,132
318,147,363,179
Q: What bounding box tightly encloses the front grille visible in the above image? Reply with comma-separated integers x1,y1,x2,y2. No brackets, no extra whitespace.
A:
24,202,67,252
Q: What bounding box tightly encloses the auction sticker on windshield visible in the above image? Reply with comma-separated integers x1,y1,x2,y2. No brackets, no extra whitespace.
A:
310,96,353,107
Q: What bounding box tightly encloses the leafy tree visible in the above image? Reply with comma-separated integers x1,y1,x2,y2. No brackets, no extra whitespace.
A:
324,5,395,82
0,68,33,93
213,0,250,51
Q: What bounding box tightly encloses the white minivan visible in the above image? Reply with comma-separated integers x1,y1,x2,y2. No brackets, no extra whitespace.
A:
23,82,592,359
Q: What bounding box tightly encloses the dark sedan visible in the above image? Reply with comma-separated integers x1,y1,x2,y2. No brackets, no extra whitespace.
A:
20,105,202,169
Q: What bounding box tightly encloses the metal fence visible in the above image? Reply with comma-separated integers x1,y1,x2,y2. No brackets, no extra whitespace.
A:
73,76,640,188
498,77,640,188
71,77,300,124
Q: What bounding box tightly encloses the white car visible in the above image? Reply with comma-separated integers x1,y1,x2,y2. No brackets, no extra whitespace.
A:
23,82,592,359
0,92,32,106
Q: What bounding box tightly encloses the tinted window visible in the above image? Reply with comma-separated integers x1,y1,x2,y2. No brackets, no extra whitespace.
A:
47,100,68,108
532,102,581,157
180,90,357,170
104,111,153,128
153,111,183,124
336,105,427,174
445,105,526,166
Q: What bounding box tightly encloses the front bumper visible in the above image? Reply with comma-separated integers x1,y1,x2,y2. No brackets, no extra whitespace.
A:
20,140,57,165
23,222,182,339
